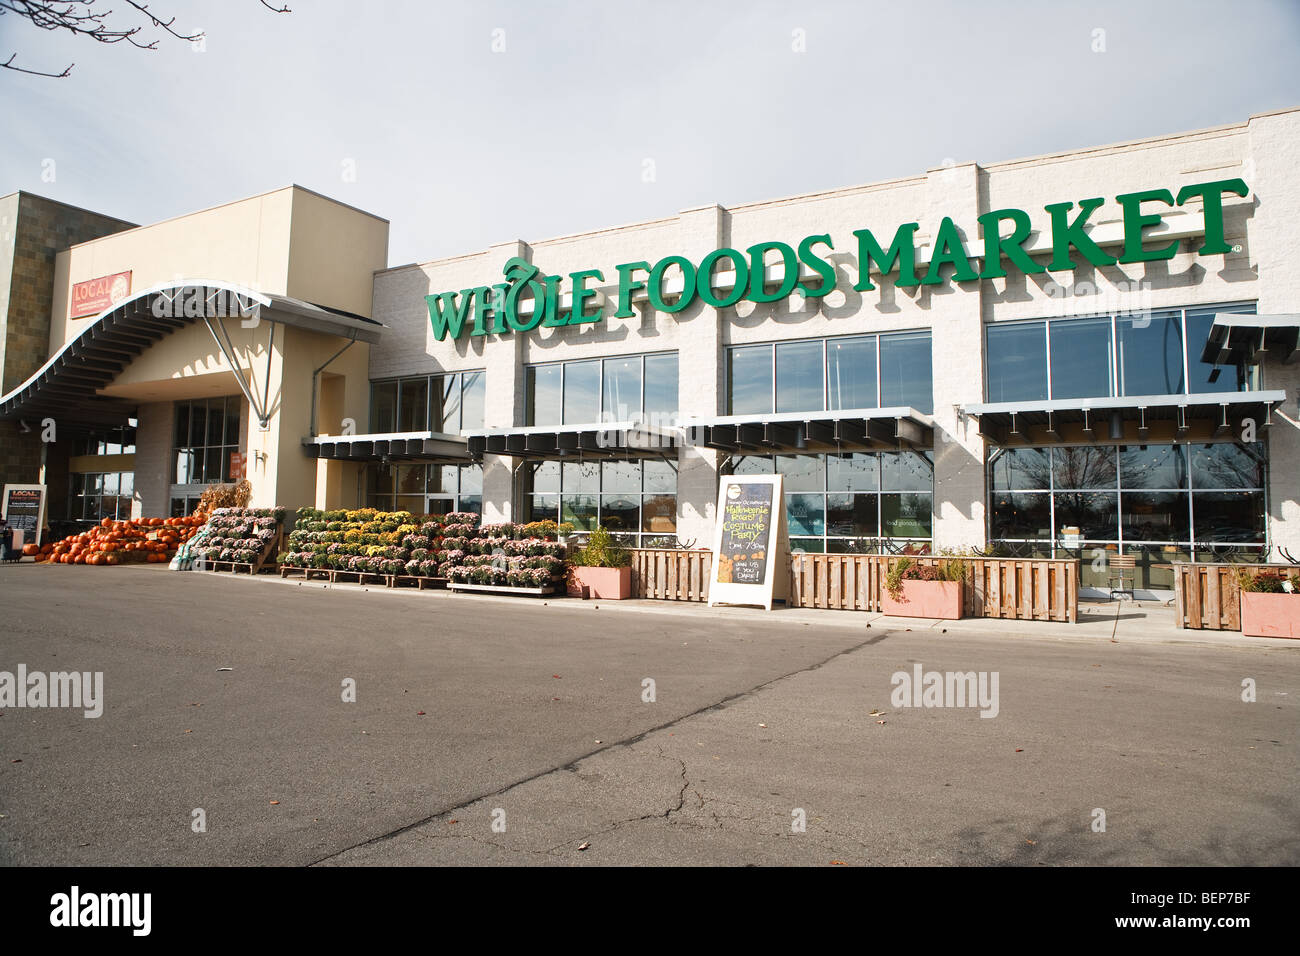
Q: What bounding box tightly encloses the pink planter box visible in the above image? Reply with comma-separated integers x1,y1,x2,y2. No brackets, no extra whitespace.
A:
880,580,964,619
571,565,632,600
1240,592,1300,639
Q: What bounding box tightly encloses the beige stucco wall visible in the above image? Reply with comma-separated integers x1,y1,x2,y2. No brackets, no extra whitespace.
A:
50,185,389,353
286,188,389,319
51,189,294,353
39,186,388,516
119,325,371,516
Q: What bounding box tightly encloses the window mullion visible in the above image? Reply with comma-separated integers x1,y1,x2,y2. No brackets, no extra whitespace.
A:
769,344,776,414
1044,320,1054,399
1180,307,1191,396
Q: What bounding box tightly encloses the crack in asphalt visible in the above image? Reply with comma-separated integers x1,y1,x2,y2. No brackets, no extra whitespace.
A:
306,630,892,865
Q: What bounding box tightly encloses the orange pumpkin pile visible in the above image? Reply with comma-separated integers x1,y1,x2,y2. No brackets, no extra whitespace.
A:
33,514,207,566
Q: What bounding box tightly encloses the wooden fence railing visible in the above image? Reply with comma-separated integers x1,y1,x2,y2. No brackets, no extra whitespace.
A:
630,549,1079,622
788,554,1079,622
631,548,713,602
1173,563,1295,630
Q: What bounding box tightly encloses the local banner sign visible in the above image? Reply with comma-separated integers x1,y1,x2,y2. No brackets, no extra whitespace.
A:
425,178,1247,340
2,484,46,547
70,271,132,318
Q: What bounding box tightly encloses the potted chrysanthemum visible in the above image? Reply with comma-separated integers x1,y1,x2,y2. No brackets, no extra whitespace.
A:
567,526,633,599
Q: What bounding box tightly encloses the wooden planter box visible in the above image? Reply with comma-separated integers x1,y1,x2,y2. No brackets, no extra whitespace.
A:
570,565,632,599
880,580,964,620
1240,591,1300,639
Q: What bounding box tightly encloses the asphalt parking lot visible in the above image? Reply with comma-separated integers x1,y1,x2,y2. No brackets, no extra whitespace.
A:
1,562,1296,866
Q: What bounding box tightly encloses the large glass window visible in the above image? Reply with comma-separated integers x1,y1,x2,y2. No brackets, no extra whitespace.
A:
879,332,933,411
989,441,1267,589
1185,305,1259,393
70,471,133,521
365,462,483,516
727,345,773,415
526,365,563,426
985,303,1257,403
734,451,933,553
523,458,678,547
1117,311,1184,396
172,396,240,485
728,331,933,415
74,424,137,457
643,353,679,419
602,357,641,422
826,336,877,411
460,371,485,431
775,341,824,413
373,371,485,434
563,361,600,424
397,377,428,432
1050,316,1113,400
527,352,678,426
985,323,1047,403
370,381,397,433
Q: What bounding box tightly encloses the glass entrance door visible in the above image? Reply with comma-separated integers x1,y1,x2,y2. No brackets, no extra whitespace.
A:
425,496,454,517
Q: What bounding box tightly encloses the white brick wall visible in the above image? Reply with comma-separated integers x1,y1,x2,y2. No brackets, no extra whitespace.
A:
367,109,1298,553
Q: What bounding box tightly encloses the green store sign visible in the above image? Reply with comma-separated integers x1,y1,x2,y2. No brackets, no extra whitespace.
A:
426,178,1247,341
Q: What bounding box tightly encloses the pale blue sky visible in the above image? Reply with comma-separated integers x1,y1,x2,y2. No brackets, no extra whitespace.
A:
3,0,1298,267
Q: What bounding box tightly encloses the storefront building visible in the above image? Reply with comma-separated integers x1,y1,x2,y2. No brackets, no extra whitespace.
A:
2,108,1298,599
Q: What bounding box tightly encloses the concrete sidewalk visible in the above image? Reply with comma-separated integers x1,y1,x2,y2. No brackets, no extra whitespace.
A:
239,568,1298,651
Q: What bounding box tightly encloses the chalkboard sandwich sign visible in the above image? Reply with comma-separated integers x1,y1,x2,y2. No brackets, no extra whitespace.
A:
709,475,788,610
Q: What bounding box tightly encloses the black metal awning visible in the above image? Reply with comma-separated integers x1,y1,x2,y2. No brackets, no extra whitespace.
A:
1199,312,1300,367
963,391,1287,444
303,431,471,462
464,422,683,460
694,407,932,453
0,281,383,427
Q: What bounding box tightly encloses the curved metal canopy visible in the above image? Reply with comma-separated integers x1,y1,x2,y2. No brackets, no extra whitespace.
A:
0,281,382,427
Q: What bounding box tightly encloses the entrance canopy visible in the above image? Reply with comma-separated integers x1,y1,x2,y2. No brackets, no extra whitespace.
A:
1198,312,1300,367
0,281,382,427
963,390,1287,444
693,407,933,454
303,430,471,462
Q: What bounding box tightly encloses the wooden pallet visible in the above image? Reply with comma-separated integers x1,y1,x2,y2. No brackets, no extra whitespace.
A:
202,528,283,575
447,581,559,597
325,570,389,586
388,575,447,590
204,560,256,574
279,566,331,581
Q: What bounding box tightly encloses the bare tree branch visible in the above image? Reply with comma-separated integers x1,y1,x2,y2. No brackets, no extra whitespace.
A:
0,0,290,77
120,0,203,42
0,51,72,76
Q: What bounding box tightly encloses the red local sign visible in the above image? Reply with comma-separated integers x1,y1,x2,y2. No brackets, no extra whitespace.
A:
70,271,132,318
